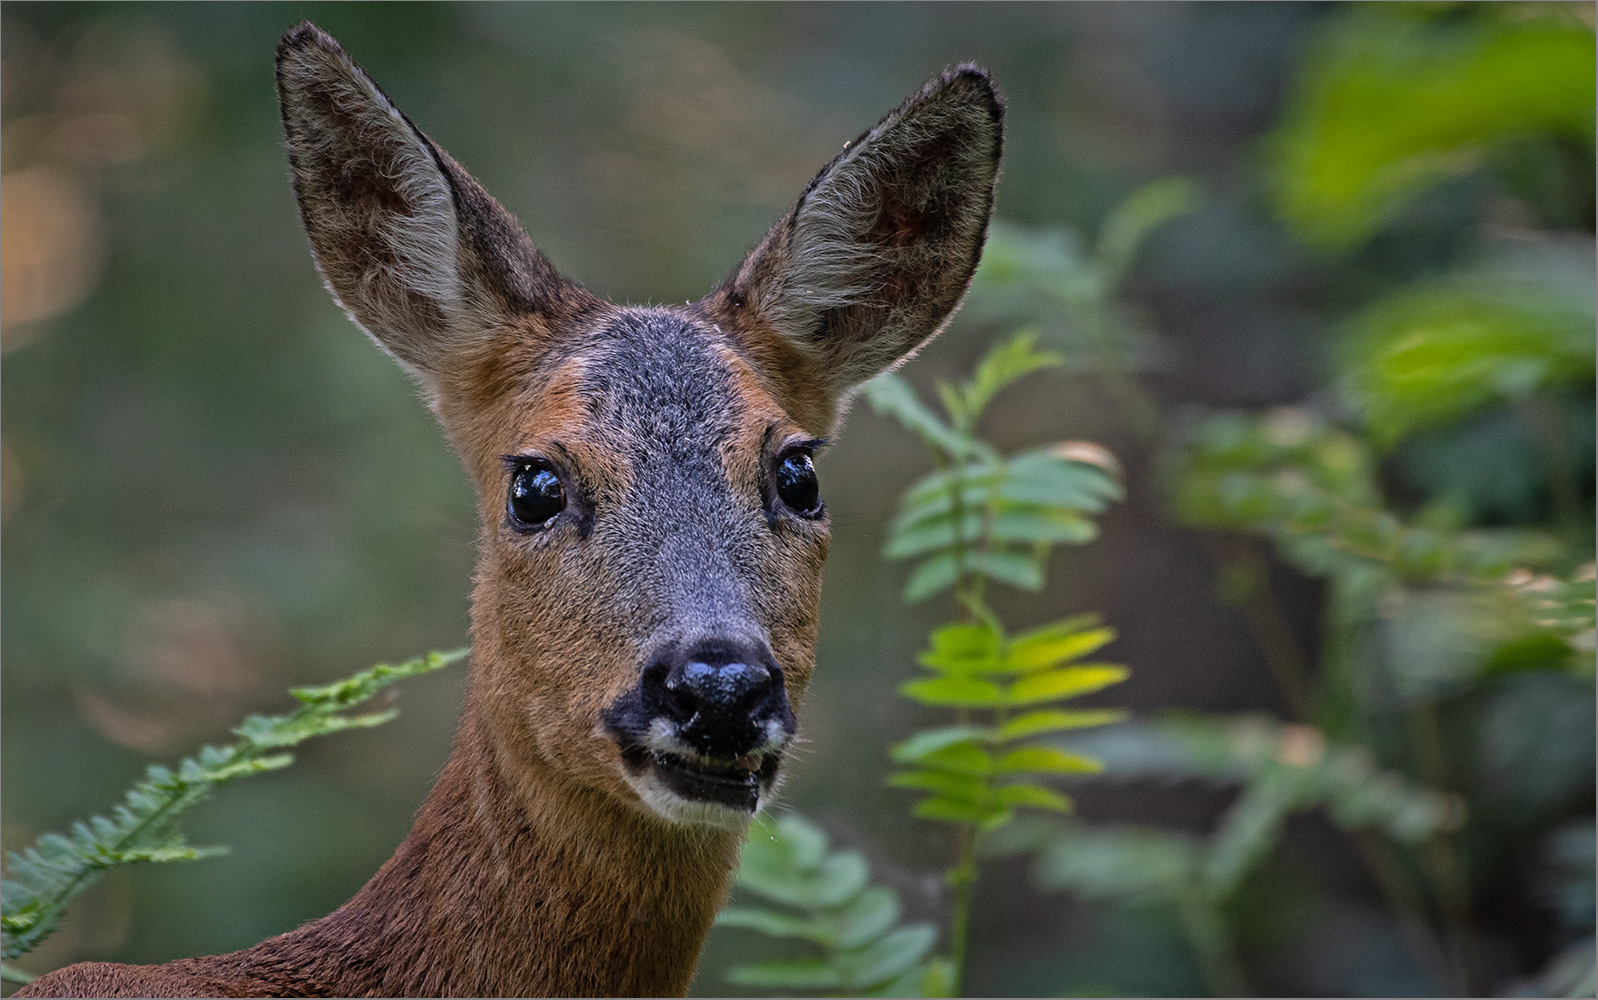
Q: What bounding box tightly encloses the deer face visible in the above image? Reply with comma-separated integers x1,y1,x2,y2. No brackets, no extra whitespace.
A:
276,24,1002,827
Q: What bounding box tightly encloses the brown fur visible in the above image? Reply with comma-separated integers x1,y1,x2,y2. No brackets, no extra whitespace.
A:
15,22,1002,998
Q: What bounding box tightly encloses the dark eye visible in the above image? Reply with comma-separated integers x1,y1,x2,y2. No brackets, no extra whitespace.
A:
775,450,822,517
508,463,566,529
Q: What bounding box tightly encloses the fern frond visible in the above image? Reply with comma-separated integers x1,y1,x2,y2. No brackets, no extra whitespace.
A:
892,616,1127,831
0,648,467,962
1168,409,1562,583
719,813,941,997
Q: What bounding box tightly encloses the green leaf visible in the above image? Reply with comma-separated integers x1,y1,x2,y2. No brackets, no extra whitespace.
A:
998,709,1128,740
863,373,987,461
992,782,1074,812
899,676,1006,708
1096,177,1203,282
916,622,1004,673
1003,449,1125,511
739,849,870,910
970,549,1045,591
915,743,995,777
725,957,848,989
903,553,962,603
1269,10,1597,249
913,796,998,824
989,506,1098,546
1006,664,1129,706
1006,625,1118,672
888,769,987,801
958,332,1064,425
996,745,1104,775
897,463,1004,516
714,906,834,945
1,648,466,963
889,725,995,763
836,887,903,950
1340,275,1595,446
843,924,939,988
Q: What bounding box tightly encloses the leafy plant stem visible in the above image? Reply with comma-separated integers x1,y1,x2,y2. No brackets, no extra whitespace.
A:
1204,539,1314,721
1176,892,1250,998
1401,683,1483,996
1346,829,1457,991
947,826,978,996
1,963,35,986
1517,396,1583,541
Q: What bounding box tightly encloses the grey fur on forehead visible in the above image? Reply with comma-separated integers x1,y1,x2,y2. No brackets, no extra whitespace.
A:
577,309,740,457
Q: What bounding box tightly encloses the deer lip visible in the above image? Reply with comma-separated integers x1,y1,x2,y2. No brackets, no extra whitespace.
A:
620,745,781,810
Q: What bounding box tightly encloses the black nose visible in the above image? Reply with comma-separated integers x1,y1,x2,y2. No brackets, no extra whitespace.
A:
650,640,792,757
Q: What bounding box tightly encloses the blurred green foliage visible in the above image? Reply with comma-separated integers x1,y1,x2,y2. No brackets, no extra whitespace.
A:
717,3,1592,997
1270,3,1595,247
2,3,1590,997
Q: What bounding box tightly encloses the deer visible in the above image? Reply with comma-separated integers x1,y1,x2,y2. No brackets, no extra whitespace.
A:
15,22,1003,998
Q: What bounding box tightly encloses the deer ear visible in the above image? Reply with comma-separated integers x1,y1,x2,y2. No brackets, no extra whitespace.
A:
275,23,590,381
713,66,1004,402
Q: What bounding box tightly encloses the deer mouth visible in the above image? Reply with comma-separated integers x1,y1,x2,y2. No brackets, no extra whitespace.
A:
619,745,782,813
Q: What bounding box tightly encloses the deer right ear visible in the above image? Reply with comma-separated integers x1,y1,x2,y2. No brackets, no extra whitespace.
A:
709,66,1004,409
276,23,590,382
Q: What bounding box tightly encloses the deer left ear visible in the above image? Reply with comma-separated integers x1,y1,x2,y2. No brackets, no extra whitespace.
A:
710,65,1004,405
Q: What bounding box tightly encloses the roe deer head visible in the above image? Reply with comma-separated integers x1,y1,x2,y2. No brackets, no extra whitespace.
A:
15,22,1002,997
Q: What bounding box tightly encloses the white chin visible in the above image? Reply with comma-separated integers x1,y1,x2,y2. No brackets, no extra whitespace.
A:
622,771,768,829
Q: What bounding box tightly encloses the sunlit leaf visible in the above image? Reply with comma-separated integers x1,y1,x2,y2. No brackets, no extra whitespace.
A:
997,709,1128,741
916,743,995,777
992,782,1074,812
1006,625,1118,672
1006,664,1129,706
900,675,1006,708
917,622,1004,673
1269,10,1596,249
996,745,1104,775
1340,271,1596,446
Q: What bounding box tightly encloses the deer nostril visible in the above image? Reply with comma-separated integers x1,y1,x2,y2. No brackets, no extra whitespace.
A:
666,659,772,718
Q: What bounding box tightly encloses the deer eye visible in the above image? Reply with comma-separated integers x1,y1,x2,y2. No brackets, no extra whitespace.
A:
508,462,566,529
775,450,822,517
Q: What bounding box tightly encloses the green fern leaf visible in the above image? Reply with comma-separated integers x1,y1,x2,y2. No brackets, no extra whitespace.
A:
835,887,904,949
715,906,835,945
889,725,996,762
1007,664,1129,706
900,675,1006,708
958,332,1065,425
1006,625,1118,672
995,745,1104,775
997,709,1127,740
1,647,467,962
992,783,1074,812
888,769,987,801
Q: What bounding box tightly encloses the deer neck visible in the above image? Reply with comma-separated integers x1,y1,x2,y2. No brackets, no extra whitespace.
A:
253,685,744,997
